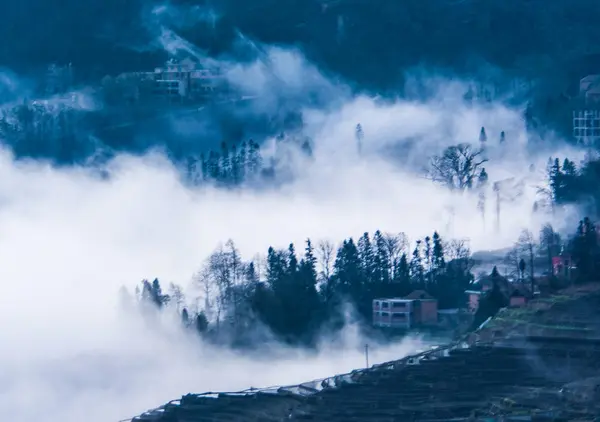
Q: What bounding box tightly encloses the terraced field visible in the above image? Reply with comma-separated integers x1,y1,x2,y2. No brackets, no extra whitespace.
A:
126,285,600,422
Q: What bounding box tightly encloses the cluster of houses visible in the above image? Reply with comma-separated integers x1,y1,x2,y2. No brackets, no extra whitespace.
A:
372,282,531,331
373,251,575,330
101,58,228,105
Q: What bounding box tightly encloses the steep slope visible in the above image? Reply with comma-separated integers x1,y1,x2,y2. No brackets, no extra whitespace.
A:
126,285,600,422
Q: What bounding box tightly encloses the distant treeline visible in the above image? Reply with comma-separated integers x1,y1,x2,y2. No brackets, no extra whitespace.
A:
5,0,600,91
185,140,264,186
0,101,88,162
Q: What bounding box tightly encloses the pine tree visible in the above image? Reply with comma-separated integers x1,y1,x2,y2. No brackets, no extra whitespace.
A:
478,126,488,161
266,247,287,289
247,140,262,177
152,278,167,307
220,142,231,183
547,157,562,203
432,232,446,271
230,144,240,184
238,141,248,180
479,126,487,144
571,217,599,282
287,243,298,276
300,239,318,285
187,156,198,184
358,232,376,288
208,150,219,180
561,158,577,202
140,278,165,308
374,230,391,285
332,238,363,311
424,236,433,275
297,239,322,336
195,312,209,334
394,253,412,295
410,240,424,287
477,168,489,224
200,153,208,182
245,262,259,284
355,123,364,154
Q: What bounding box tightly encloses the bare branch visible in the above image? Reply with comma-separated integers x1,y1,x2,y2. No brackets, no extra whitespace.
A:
317,239,336,282
429,143,488,191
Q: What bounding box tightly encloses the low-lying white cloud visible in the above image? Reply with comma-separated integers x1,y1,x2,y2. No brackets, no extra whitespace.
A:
0,23,587,422
0,95,579,419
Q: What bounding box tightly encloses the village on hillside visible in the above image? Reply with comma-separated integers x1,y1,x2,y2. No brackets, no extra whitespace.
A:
128,281,600,422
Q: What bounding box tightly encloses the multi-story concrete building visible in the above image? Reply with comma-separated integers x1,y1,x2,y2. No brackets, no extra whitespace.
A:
372,291,438,329
573,75,600,146
573,109,600,146
150,59,224,102
373,298,414,329
102,58,226,105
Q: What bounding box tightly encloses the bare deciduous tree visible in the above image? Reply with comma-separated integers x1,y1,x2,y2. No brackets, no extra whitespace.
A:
317,239,335,283
168,282,185,313
443,238,473,276
384,232,409,264
444,238,471,261
504,247,522,280
516,229,536,292
429,143,488,191
225,239,243,287
192,239,251,332
192,266,218,326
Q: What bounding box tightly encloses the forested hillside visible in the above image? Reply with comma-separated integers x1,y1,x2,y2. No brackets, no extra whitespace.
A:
3,0,600,89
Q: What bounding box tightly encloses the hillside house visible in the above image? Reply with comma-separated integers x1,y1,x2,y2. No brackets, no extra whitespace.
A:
372,290,438,329
465,267,534,312
467,283,532,311
405,290,438,325
465,270,508,314
103,58,226,105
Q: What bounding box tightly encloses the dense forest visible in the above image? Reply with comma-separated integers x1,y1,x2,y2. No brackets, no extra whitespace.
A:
2,0,599,161
122,230,474,347
116,127,600,348
123,209,600,348
3,0,600,90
